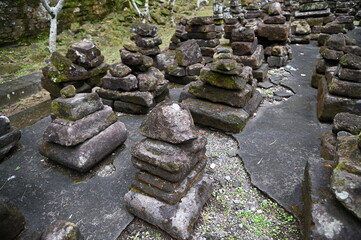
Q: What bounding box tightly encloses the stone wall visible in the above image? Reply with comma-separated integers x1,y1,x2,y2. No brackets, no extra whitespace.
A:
0,0,119,45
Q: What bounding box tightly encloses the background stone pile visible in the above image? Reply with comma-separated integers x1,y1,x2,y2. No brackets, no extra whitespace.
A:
124,102,212,240
41,40,108,98
40,87,128,172
0,116,21,161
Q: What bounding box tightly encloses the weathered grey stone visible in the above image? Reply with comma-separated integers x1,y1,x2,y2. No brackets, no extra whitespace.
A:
320,46,344,61
43,106,117,146
109,63,132,78
114,101,150,114
66,40,101,68
268,2,282,16
186,63,204,76
333,112,361,135
131,23,157,37
317,79,361,122
320,130,337,160
137,67,164,92
132,35,162,48
124,175,212,240
0,140,19,161
182,98,250,133
263,15,286,24
237,45,264,69
176,40,203,67
0,197,25,240
132,135,206,174
101,74,138,91
311,71,324,88
200,47,216,57
200,64,252,90
51,51,73,71
299,2,328,12
188,16,214,25
268,56,288,67
257,23,290,42
139,102,197,144
291,20,311,35
97,88,154,107
187,32,221,40
340,54,361,70
0,115,10,136
338,67,361,82
189,81,252,108
51,93,103,121
41,220,83,240
195,39,220,48
60,85,76,98
231,28,255,42
40,121,127,172
258,81,273,89
252,63,268,82
120,50,143,66
165,65,186,77
321,23,345,34
232,38,258,56
294,8,330,18
328,76,361,99
165,74,199,85
209,59,243,75
331,136,361,219
132,156,207,204
185,24,217,33
138,46,161,56
155,51,176,71
325,34,346,51
0,127,21,149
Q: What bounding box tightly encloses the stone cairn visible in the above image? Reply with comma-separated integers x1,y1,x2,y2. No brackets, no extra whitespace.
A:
0,115,21,161
130,23,162,58
42,40,108,98
244,2,263,20
257,2,292,68
223,0,245,42
0,197,25,240
124,102,212,240
317,50,361,122
169,18,189,50
97,24,169,114
230,0,244,18
40,86,128,172
311,33,356,88
164,39,204,85
181,52,263,133
231,22,268,82
333,1,356,31
303,112,361,238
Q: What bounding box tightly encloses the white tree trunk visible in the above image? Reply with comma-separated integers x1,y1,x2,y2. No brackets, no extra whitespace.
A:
41,0,65,53
169,0,176,26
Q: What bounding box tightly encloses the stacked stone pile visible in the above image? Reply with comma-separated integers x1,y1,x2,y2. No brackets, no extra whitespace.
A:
180,52,262,133
230,0,244,18
213,0,224,20
223,18,241,40
169,18,189,50
185,16,223,57
333,1,356,30
317,51,361,121
40,86,128,172
124,102,212,240
257,2,292,68
311,33,357,88
96,36,169,114
41,40,108,98
303,112,361,238
0,115,21,161
165,39,204,85
130,23,162,57
245,2,263,20
0,197,25,239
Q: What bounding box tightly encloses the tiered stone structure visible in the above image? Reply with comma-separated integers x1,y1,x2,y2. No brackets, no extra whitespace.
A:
258,2,292,68
230,0,244,18
333,1,356,30
317,51,361,121
311,33,356,88
124,102,212,240
40,87,128,172
244,2,263,20
181,52,262,133
185,16,223,58
165,39,204,84
97,25,169,114
169,18,189,50
41,40,108,98
130,23,162,57
0,116,21,161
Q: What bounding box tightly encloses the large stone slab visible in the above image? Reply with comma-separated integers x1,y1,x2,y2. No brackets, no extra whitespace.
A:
338,67,361,82
175,40,202,67
101,74,138,91
333,112,361,135
182,98,250,133
257,23,290,42
294,8,330,18
96,89,155,107
0,127,21,150
0,197,25,240
124,175,212,240
40,122,128,172
43,106,117,146
237,45,264,69
328,76,361,99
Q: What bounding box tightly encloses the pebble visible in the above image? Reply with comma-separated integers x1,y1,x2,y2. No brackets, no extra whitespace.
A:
210,163,216,169
225,176,231,181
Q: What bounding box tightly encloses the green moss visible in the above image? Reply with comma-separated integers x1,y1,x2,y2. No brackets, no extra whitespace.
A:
51,101,71,120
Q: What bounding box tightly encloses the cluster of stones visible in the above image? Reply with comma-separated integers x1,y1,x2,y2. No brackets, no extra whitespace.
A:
124,102,212,240
0,197,25,239
0,115,21,161
213,0,224,20
181,52,262,133
130,23,162,57
164,39,204,85
257,2,292,68
97,24,169,114
332,0,356,30
244,2,263,20
40,87,128,172
185,16,223,58
303,112,361,238
41,40,108,98
311,33,356,88
223,17,242,40
316,37,361,121
291,0,331,43
229,0,244,18
169,18,189,50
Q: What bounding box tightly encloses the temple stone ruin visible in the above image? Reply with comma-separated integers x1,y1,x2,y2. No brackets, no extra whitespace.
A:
0,115,21,161
96,24,169,114
180,52,262,133
165,39,204,84
0,197,25,240
41,40,108,98
124,102,212,240
40,87,128,172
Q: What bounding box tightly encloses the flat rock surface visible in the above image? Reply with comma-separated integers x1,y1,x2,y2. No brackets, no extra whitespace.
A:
0,114,145,240
234,43,331,216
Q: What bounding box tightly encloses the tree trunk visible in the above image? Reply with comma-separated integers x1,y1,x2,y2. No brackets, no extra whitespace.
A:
49,17,57,53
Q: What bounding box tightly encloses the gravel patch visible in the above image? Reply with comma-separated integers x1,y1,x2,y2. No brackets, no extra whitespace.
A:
118,126,300,240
